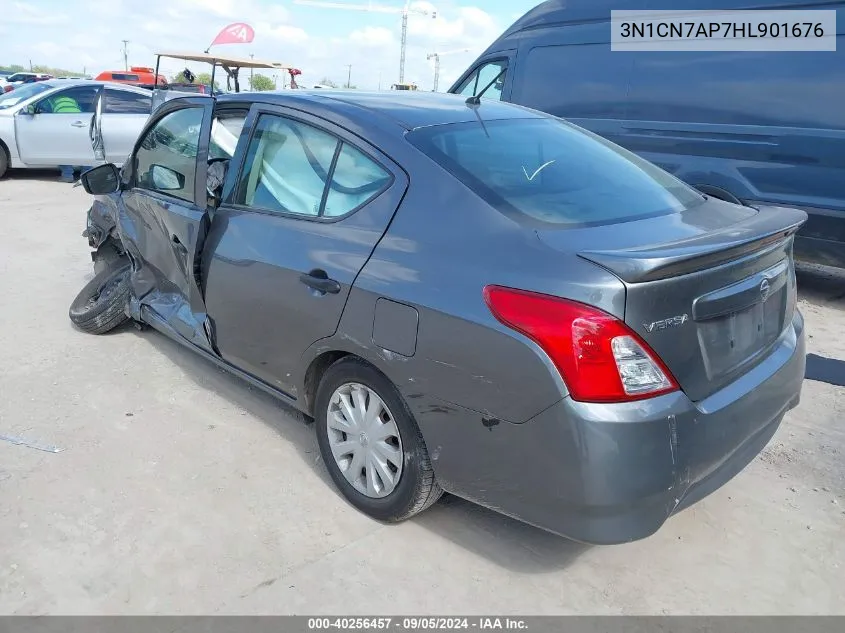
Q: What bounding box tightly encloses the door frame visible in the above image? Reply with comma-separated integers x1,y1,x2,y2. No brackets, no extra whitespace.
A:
117,96,218,351
221,101,408,218
119,95,216,205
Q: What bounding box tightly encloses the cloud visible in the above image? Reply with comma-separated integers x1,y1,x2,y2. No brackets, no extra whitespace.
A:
2,0,513,90
259,23,310,45
7,2,71,25
349,27,395,48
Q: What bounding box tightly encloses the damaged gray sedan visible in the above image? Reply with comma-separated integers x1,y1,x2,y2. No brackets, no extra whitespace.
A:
72,91,807,544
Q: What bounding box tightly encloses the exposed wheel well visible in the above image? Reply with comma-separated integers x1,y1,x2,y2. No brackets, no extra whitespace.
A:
303,351,351,415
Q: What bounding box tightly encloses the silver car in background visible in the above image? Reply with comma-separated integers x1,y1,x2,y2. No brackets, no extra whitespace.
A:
0,80,152,178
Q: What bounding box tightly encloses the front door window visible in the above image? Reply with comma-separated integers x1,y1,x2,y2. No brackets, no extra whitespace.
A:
133,107,204,202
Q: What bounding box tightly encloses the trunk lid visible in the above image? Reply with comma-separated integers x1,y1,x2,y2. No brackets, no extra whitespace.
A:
537,199,806,402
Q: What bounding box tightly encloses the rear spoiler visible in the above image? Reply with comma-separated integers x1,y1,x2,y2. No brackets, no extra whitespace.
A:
578,205,807,283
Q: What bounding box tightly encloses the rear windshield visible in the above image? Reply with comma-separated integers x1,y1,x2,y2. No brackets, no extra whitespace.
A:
112,73,140,81
407,118,705,227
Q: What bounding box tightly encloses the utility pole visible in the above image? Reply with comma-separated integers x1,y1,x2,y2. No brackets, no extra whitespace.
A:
250,53,254,90
345,64,352,89
121,40,129,71
378,70,382,91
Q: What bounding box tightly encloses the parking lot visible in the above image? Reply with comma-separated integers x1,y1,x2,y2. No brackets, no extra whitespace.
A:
0,173,843,615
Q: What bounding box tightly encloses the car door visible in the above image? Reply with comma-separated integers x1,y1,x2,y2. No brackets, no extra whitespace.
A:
118,96,217,351
201,105,409,396
15,84,101,165
100,87,152,165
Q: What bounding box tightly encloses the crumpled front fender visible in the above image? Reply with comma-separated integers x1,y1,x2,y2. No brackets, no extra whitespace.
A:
82,197,118,250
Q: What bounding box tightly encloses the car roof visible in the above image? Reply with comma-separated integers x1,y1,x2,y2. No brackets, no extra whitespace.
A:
217,90,543,130
38,79,151,93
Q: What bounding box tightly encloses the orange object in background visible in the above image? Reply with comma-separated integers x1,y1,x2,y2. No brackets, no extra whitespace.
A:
95,67,167,87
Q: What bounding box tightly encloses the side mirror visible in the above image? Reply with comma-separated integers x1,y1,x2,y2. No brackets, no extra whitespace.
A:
150,164,185,190
24,104,37,115
79,163,121,195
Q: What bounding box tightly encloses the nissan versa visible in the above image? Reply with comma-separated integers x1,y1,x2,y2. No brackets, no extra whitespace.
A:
71,91,806,544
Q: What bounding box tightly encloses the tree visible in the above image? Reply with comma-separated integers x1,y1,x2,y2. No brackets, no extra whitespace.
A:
249,73,275,92
1,63,86,77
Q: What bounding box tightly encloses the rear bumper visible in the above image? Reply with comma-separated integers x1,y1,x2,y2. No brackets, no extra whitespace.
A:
412,311,805,544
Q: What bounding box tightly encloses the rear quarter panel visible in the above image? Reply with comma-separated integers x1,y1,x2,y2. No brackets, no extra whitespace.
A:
300,153,627,425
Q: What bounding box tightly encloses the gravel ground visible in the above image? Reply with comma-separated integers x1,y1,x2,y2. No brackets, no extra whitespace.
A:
0,173,843,615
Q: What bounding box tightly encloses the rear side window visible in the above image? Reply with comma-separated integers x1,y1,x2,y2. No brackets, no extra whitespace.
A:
324,143,391,217
238,114,390,218
408,118,705,227
105,88,151,114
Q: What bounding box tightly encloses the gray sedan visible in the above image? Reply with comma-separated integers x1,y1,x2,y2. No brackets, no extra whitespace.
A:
71,91,806,544
0,80,151,178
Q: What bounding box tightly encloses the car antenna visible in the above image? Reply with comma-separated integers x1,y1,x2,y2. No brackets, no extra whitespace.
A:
465,68,506,138
467,101,490,138
465,67,506,107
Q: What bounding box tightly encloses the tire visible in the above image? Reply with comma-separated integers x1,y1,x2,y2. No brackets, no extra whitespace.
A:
0,145,8,179
68,258,131,335
315,357,443,522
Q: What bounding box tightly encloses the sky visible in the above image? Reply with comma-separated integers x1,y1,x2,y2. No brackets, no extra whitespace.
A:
0,0,541,91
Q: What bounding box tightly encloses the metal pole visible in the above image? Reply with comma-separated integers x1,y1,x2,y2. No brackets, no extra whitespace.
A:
399,9,407,84
378,70,382,90
122,40,129,70
433,54,440,92
249,53,254,90
346,64,352,88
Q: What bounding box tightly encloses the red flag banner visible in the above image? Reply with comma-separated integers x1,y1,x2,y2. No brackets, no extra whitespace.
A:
210,23,255,47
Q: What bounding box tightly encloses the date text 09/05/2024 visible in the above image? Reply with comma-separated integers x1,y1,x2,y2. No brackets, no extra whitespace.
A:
307,618,528,630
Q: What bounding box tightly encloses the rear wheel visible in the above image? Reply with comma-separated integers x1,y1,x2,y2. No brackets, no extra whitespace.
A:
0,145,8,179
315,358,443,522
68,258,131,334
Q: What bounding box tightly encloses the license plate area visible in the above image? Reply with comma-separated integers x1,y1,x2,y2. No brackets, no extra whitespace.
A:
698,285,786,379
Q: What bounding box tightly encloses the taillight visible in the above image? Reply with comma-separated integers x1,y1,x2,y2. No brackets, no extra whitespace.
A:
483,285,679,403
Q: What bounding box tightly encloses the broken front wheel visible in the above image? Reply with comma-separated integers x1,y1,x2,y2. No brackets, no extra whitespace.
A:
68,259,131,335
